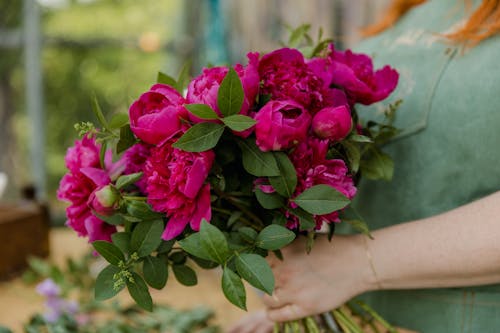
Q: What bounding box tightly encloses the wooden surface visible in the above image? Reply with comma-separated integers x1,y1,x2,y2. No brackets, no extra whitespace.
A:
0,203,50,279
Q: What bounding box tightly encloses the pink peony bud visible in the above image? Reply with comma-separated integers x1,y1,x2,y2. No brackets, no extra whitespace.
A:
312,105,352,142
88,185,120,216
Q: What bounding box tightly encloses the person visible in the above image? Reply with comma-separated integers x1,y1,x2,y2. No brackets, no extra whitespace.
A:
227,0,500,332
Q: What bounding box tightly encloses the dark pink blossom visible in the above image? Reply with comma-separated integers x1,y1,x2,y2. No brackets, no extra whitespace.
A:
122,142,151,192
258,48,326,113
312,105,352,142
57,136,116,242
254,100,311,152
186,52,260,120
319,45,399,105
287,138,357,229
144,143,214,240
129,84,188,145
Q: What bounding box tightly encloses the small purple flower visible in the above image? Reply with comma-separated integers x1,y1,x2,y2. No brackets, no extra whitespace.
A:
36,279,60,298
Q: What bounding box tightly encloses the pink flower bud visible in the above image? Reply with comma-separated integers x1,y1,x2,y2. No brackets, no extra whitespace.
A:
312,105,352,142
88,185,120,216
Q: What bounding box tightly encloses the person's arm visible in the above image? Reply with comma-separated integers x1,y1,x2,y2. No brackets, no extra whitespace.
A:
263,190,500,322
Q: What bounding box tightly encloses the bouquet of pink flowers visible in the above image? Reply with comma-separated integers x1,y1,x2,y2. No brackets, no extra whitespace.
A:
58,29,400,332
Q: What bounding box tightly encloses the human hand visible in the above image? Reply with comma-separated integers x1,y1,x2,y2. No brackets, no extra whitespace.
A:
262,234,376,322
226,309,274,333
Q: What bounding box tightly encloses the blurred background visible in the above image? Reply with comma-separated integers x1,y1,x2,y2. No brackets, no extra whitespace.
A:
0,0,391,331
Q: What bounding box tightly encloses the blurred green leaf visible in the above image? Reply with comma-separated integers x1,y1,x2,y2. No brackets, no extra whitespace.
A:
254,188,285,209
111,232,131,254
116,172,143,190
157,71,177,86
179,233,212,261
117,124,137,154
108,113,129,130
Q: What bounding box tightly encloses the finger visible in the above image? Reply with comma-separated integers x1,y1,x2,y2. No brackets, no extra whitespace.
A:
266,304,304,323
262,291,285,309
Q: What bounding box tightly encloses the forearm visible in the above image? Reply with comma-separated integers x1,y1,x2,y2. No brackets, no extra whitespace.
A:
366,191,500,291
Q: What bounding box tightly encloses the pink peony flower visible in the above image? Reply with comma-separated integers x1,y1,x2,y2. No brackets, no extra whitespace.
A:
258,48,325,113
129,84,188,145
122,142,151,193
286,137,357,229
186,52,260,120
323,45,399,105
144,143,214,240
58,136,117,242
254,100,311,152
312,105,352,142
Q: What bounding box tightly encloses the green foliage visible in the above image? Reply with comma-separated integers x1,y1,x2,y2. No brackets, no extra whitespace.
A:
234,253,274,295
292,184,350,215
185,104,219,120
217,68,244,117
173,123,225,152
220,114,256,132
127,272,153,312
269,152,297,198
116,172,143,190
143,256,168,289
237,139,280,177
255,225,296,251
221,267,246,310
199,220,231,264
95,265,124,301
172,264,198,286
92,241,125,266
130,219,164,257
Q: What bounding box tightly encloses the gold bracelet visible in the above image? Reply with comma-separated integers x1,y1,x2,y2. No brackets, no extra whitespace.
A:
363,236,383,290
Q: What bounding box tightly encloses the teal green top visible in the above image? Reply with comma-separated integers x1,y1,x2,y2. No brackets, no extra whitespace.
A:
351,0,500,331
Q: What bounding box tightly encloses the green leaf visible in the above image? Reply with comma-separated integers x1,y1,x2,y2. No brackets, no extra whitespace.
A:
254,188,285,209
255,225,296,250
269,152,297,198
157,239,175,254
111,232,131,254
217,67,244,117
293,184,350,215
199,220,231,264
221,114,256,132
116,172,143,190
126,201,161,220
95,265,124,301
235,253,274,295
108,113,129,130
342,141,361,173
143,256,168,289
172,122,225,152
349,134,373,143
92,241,125,266
117,124,137,154
287,208,315,231
178,233,213,261
99,140,107,170
127,272,153,311
222,267,247,310
360,149,394,181
130,220,164,257
185,104,219,120
93,212,125,226
228,211,243,227
288,24,311,48
238,139,280,177
176,61,191,93
91,94,109,130
172,265,198,286
344,219,372,237
238,227,258,243
157,71,177,86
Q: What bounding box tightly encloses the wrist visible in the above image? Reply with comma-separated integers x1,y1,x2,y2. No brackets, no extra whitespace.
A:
354,234,383,293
